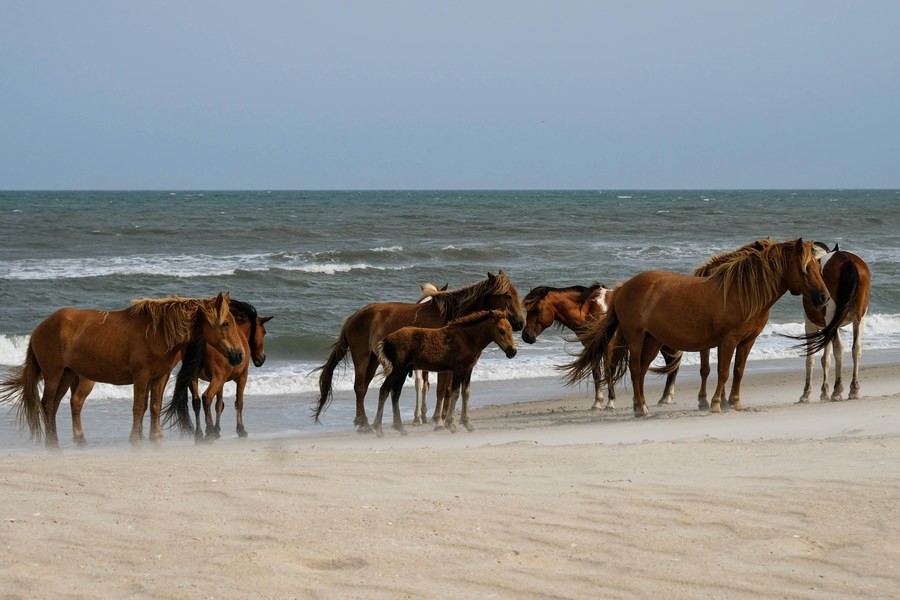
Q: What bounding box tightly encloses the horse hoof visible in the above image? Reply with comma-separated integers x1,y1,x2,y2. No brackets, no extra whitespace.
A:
464,424,475,432
709,404,721,413
397,428,409,437
412,417,423,426
374,429,384,438
237,429,248,438
797,397,810,404
357,425,373,435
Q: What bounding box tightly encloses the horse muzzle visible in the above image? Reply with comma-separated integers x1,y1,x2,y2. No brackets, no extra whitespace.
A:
510,315,525,332
226,348,244,366
504,346,518,359
811,289,830,310
522,329,537,344
252,353,266,368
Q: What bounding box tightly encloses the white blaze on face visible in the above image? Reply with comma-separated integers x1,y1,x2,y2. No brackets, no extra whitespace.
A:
594,288,610,313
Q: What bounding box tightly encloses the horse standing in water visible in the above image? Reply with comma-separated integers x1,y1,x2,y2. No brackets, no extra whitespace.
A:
521,283,682,410
563,239,834,416
313,271,525,432
0,293,244,448
162,300,272,441
799,243,871,402
374,310,518,436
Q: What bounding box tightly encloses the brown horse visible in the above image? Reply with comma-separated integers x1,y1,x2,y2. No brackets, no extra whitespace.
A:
522,283,682,410
562,239,833,416
0,293,244,448
373,310,518,436
799,243,871,402
313,271,525,432
162,300,272,441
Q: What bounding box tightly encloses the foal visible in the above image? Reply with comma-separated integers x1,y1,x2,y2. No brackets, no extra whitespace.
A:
373,310,518,436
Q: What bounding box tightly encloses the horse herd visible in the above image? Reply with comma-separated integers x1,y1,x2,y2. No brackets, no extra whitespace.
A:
0,238,871,448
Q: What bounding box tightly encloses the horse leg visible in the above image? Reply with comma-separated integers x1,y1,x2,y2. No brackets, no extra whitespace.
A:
657,348,678,406
444,378,462,433
848,318,864,400
190,379,204,442
353,356,379,433
130,378,151,444
391,373,407,436
709,343,737,413
69,378,94,447
235,373,248,438
373,376,393,438
823,331,844,402
413,370,429,425
627,338,652,417
697,349,711,410
459,373,475,432
727,338,757,410
41,368,74,449
213,391,225,436
148,376,169,443
432,371,450,430
589,363,609,410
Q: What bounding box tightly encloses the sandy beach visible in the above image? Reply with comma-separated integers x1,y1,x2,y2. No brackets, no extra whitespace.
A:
1,361,898,599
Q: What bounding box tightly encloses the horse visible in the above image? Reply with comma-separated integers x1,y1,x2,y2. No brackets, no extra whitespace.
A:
313,271,525,433
161,300,272,441
799,243,871,402
373,310,518,436
0,293,244,448
562,239,833,416
521,283,682,410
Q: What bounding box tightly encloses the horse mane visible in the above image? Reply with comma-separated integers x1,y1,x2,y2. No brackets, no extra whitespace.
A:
693,238,814,315
523,283,605,311
446,309,505,328
429,272,514,321
129,296,229,350
229,299,259,355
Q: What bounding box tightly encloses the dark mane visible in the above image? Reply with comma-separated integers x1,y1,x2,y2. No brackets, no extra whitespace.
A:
229,299,259,357
576,282,607,305
524,284,592,310
429,272,515,321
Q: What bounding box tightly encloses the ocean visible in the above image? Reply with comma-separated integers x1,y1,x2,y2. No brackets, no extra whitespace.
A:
1,190,898,448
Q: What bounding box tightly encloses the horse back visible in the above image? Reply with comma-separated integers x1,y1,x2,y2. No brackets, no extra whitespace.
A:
804,251,871,327
344,301,445,353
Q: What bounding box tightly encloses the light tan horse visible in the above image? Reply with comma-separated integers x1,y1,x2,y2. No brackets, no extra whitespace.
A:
0,293,244,448
313,271,525,432
563,239,833,416
799,243,871,402
374,310,518,436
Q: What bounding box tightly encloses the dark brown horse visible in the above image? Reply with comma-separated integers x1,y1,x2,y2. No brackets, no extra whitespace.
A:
0,293,244,448
313,271,525,432
522,283,682,410
374,310,518,436
563,239,833,416
799,243,871,402
162,300,272,441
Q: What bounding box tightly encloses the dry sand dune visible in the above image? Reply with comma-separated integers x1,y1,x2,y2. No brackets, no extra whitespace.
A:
1,363,898,599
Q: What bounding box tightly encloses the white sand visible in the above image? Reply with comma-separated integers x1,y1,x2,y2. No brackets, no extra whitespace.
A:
1,363,898,599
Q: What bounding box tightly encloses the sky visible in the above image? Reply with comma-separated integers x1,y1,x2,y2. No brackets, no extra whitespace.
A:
2,1,899,190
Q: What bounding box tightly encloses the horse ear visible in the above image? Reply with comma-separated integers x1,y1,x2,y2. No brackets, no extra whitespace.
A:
487,272,496,281
260,316,273,324
832,243,840,252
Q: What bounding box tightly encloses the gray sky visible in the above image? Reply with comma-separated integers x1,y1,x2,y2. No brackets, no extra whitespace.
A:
2,1,898,190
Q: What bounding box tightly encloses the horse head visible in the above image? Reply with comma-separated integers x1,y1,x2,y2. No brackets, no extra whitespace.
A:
250,316,273,367
785,239,830,309
202,292,245,367
490,311,518,359
486,271,526,332
522,287,554,344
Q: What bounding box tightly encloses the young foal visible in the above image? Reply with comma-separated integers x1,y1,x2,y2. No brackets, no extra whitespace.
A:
373,310,518,437
799,243,871,402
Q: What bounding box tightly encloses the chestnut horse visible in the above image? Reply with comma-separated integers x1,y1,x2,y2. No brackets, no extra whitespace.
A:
563,239,833,416
0,293,244,448
799,243,871,402
373,310,518,436
522,283,682,410
162,300,272,440
313,271,525,432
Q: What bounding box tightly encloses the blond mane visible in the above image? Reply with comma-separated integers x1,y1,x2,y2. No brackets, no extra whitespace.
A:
693,239,814,315
429,272,515,321
129,295,230,350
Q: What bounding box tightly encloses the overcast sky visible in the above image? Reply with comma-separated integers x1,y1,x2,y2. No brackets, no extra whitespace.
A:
2,1,898,190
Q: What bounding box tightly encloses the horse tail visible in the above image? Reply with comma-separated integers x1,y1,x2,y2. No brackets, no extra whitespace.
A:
374,339,395,377
162,337,205,434
0,343,44,442
312,331,350,423
649,349,683,375
801,260,860,355
561,306,621,387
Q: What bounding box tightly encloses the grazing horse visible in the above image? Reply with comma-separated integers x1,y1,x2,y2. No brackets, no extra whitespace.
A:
522,283,682,410
162,300,272,440
313,271,525,432
562,239,833,416
799,243,871,402
373,310,518,436
0,293,244,448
